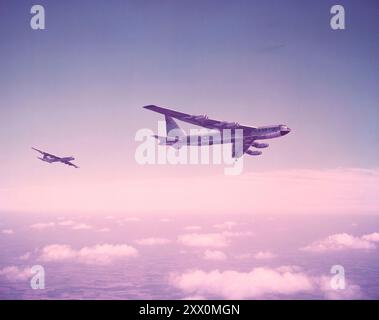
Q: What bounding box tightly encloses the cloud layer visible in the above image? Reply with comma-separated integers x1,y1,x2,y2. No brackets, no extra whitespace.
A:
203,250,227,261
178,230,252,248
0,266,31,281
302,233,379,252
254,251,276,260
135,237,171,246
178,233,229,248
39,243,138,265
30,222,55,230
1,229,14,235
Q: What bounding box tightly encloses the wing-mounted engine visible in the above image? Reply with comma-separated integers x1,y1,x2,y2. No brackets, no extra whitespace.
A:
246,149,262,156
227,121,240,128
192,114,208,121
216,121,240,129
252,142,269,148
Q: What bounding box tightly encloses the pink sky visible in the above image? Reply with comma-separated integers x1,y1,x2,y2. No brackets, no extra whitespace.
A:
2,167,378,215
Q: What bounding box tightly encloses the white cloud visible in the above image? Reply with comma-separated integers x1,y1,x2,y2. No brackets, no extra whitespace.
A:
178,233,229,248
19,252,31,261
78,244,138,265
1,229,14,235
203,250,227,261
39,243,138,265
254,251,276,260
40,244,76,261
319,276,362,300
58,220,107,232
302,233,378,252
169,267,314,299
58,220,76,226
221,231,253,238
213,221,238,230
0,266,31,281
169,266,362,299
71,223,93,230
30,222,55,230
178,230,252,248
135,237,171,246
184,226,202,231
361,232,379,242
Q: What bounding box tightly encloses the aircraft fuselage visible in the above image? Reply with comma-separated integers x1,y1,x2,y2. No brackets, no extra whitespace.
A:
164,124,290,147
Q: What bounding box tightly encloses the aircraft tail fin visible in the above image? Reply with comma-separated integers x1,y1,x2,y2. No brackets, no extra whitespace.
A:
151,116,185,149
165,115,185,138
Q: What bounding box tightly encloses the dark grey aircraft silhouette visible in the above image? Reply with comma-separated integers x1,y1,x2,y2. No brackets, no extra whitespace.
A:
32,147,79,168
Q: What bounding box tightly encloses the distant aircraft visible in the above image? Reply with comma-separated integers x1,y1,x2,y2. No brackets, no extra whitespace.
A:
32,147,79,168
143,105,291,158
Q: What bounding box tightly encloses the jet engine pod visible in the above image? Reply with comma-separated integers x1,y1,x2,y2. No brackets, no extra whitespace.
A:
193,114,208,121
219,121,240,128
246,149,262,156
252,142,269,148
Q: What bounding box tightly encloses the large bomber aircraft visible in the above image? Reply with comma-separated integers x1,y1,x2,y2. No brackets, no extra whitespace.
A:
32,147,79,168
143,105,291,158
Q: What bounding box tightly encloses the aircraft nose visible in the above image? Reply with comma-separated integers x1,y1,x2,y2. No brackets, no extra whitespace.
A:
281,127,291,136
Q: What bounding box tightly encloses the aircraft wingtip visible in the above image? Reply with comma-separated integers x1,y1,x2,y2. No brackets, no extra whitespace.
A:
143,105,158,110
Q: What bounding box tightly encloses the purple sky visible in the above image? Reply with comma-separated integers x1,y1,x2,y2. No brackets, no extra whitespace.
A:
0,0,378,213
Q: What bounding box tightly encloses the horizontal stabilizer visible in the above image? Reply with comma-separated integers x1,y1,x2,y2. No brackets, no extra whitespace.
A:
153,135,167,145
